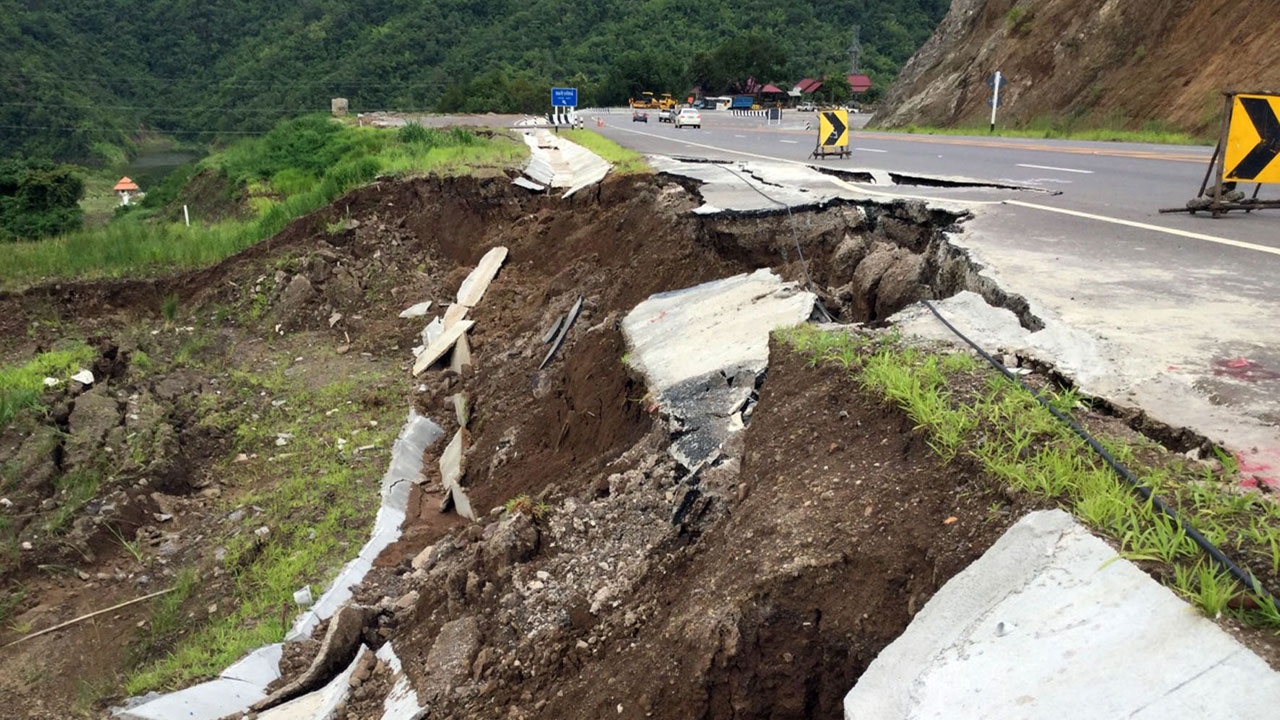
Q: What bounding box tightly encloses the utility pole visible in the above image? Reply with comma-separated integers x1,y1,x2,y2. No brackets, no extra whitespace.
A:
988,71,1004,133
848,25,862,75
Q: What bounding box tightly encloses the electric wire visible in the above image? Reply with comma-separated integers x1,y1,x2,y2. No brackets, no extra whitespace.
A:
921,299,1280,614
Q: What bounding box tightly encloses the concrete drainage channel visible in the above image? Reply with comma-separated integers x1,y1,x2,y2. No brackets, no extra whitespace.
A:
107,153,1280,719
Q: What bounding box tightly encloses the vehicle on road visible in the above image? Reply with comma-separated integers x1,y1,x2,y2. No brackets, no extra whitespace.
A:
632,110,649,123
674,108,701,129
657,93,677,111
629,92,658,109
658,108,675,123
796,102,815,112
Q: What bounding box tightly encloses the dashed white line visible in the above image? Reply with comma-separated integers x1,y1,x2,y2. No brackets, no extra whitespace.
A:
780,139,798,144
734,134,747,138
855,148,888,153
1016,163,1094,174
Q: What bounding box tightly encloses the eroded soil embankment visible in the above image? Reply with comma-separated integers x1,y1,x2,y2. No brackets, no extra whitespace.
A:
0,172,1030,718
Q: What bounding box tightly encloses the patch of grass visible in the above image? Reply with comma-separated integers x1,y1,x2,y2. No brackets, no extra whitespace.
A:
160,293,180,324
781,324,1280,629
560,129,651,174
0,342,96,428
45,468,102,534
504,493,550,520
124,362,403,694
883,123,1211,146
0,582,25,628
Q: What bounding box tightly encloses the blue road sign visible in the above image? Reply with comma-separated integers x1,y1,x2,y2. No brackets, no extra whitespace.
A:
986,72,1006,91
989,95,1003,108
551,87,578,107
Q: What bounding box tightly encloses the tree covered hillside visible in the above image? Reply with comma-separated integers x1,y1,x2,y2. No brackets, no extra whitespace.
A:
2,0,948,163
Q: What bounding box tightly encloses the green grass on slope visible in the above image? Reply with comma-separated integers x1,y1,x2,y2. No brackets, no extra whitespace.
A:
0,119,528,290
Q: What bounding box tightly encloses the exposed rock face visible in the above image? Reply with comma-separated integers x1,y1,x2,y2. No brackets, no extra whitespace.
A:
874,0,1280,135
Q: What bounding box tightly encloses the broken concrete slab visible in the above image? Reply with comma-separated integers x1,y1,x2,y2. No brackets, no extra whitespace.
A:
449,332,472,373
439,429,466,490
843,509,1280,720
518,129,610,191
376,641,426,720
540,295,582,369
399,301,433,319
257,644,371,720
290,410,442,641
412,320,475,375
447,483,476,521
255,603,373,711
119,410,443,719
623,269,815,471
456,246,508,308
442,302,469,329
114,678,268,720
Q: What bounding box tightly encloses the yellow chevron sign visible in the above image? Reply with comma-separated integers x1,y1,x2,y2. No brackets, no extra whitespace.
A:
818,110,850,148
1225,94,1280,183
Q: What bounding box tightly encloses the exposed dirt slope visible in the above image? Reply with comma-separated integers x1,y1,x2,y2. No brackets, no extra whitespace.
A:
874,0,1280,135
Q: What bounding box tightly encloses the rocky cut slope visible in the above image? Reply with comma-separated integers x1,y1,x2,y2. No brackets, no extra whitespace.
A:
873,0,1280,135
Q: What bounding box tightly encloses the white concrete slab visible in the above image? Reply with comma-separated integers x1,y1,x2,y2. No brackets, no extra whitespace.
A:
220,643,283,684
623,269,814,470
398,301,432,319
115,678,266,720
412,319,474,375
257,644,369,720
377,641,426,720
843,509,1280,720
289,410,442,641
623,269,814,392
456,246,508,308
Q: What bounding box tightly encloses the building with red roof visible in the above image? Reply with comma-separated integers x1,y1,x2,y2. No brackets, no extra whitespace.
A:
113,176,141,206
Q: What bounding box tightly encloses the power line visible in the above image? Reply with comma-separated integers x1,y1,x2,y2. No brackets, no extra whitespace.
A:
0,123,268,136
0,69,451,90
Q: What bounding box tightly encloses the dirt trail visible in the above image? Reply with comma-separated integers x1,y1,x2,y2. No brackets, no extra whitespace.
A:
0,170,1054,718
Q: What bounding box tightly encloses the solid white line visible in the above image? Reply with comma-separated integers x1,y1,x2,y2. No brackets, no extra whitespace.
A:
855,147,888,153
1005,200,1280,257
1016,163,1093,174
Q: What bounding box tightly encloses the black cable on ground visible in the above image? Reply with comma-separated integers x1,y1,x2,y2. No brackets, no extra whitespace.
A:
921,299,1280,614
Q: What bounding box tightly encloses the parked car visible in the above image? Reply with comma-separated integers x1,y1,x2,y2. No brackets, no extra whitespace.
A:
796,102,816,112
658,108,675,123
632,110,648,123
674,108,701,129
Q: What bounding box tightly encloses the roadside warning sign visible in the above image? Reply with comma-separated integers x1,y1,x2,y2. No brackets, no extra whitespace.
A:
1225,94,1280,183
818,110,850,148
811,109,851,159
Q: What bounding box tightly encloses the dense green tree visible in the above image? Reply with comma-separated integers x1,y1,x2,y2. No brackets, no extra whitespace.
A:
1,0,951,162
0,159,85,241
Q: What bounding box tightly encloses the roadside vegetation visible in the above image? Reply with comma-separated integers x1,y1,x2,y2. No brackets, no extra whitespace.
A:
559,130,651,174
883,120,1212,146
122,340,404,695
0,116,526,289
780,325,1280,628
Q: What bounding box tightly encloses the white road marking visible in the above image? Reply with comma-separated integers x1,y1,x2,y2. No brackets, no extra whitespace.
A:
1016,163,1093,174
780,140,798,144
855,148,888,153
1005,200,1280,257
734,134,746,138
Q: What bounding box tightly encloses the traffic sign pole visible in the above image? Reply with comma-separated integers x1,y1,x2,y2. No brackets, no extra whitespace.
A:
990,71,1001,134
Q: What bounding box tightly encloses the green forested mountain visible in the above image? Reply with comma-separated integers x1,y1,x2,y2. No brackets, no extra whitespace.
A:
2,0,948,163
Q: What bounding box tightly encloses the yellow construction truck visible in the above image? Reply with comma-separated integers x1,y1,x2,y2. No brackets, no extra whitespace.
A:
629,92,677,110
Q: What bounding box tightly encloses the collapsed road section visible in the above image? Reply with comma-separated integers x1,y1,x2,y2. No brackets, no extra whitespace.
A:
2,156,1276,719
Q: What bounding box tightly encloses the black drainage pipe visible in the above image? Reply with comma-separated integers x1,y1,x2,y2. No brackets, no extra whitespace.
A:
921,299,1280,614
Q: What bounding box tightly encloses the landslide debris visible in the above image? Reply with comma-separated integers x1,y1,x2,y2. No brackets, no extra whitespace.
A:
0,170,1036,718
